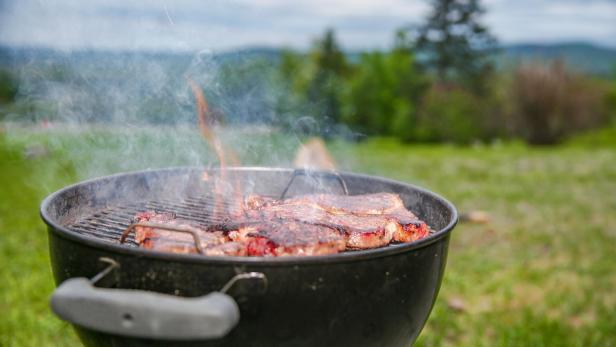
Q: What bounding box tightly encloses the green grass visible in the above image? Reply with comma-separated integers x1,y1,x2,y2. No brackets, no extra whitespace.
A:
1,125,615,346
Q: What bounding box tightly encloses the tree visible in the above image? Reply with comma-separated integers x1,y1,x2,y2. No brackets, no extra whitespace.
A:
274,49,313,128
608,65,616,123
307,29,350,123
413,0,496,92
343,31,428,141
508,60,610,144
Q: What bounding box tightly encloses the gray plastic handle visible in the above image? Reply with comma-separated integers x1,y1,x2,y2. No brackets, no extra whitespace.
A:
50,278,240,340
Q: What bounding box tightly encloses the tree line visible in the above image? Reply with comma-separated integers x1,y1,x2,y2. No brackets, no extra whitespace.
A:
272,0,615,144
1,0,614,145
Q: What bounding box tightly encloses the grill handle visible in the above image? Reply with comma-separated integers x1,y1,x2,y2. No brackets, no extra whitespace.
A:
50,278,240,340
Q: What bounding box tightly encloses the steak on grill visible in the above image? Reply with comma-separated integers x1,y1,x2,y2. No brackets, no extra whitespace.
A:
229,221,346,256
132,211,231,255
132,212,345,256
244,193,430,249
129,193,429,256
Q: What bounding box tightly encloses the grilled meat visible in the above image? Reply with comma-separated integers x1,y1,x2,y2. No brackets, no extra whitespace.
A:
247,193,407,215
244,193,430,249
132,212,345,256
129,193,429,256
132,211,228,255
230,222,346,256
198,241,248,257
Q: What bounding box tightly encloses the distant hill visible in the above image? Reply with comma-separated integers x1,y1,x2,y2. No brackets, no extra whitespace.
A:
218,43,616,76
500,42,616,76
214,47,282,65
1,42,614,76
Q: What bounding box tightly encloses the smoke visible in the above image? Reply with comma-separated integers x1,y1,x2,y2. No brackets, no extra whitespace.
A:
2,45,358,192
0,0,369,204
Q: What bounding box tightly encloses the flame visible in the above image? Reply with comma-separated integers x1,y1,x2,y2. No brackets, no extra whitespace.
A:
187,78,243,218
293,137,337,170
187,78,227,170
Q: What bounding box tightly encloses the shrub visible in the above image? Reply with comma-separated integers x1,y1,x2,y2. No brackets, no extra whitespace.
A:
342,50,428,141
415,84,492,143
0,68,18,105
606,68,616,123
507,60,609,145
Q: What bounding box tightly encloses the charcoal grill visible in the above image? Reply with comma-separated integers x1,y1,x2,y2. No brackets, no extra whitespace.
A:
41,167,457,347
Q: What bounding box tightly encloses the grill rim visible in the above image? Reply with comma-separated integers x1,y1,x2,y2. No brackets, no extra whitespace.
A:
41,166,458,266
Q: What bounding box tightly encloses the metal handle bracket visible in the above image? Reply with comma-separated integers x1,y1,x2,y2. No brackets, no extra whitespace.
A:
50,259,267,340
280,169,349,199
51,278,239,340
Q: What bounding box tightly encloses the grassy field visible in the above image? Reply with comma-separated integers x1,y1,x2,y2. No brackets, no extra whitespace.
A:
1,125,615,346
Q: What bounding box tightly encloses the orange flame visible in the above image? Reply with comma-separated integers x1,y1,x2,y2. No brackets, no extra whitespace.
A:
187,78,243,218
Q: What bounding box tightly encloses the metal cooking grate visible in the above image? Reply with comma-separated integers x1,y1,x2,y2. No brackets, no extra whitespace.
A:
65,169,436,252
67,170,352,247
68,195,239,247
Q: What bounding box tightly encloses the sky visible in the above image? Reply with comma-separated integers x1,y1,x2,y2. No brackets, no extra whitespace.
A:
0,0,615,52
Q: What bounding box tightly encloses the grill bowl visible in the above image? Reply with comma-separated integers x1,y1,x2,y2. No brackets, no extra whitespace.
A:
41,167,457,347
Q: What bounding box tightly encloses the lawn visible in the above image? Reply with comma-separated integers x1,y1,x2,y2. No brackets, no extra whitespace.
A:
1,124,615,346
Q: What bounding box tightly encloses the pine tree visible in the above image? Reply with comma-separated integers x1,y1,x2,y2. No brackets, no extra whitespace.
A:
414,0,496,92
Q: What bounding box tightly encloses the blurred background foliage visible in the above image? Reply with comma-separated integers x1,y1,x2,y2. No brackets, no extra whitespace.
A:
272,0,615,145
0,0,615,146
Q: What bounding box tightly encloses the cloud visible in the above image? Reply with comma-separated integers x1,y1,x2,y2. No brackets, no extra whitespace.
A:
484,0,616,46
0,0,614,51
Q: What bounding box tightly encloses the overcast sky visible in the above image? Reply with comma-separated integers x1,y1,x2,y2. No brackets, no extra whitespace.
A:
0,0,615,52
